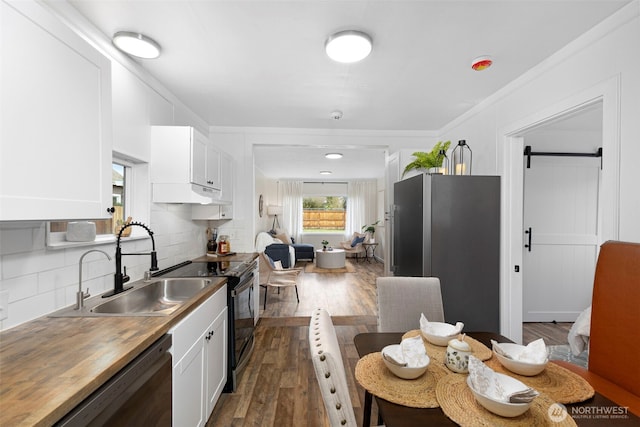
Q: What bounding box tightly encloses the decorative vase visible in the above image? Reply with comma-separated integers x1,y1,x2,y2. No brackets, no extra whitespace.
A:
323,246,327,251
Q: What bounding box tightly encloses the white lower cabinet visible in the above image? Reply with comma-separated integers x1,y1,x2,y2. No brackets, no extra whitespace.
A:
205,310,227,415
170,284,228,426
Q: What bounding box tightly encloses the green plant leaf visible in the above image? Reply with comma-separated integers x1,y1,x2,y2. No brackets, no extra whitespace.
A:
402,141,452,177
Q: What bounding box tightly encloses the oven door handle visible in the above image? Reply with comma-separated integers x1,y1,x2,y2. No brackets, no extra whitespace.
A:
231,274,254,297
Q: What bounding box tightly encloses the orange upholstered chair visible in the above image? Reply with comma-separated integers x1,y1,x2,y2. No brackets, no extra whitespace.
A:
553,241,640,416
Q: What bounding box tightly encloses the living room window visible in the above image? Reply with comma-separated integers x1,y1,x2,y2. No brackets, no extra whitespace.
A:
302,196,347,233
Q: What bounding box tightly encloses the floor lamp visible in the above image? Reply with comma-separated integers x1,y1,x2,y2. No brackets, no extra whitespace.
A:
268,205,282,233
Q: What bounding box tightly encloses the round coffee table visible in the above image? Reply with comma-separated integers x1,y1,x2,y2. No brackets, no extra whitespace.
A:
316,248,346,269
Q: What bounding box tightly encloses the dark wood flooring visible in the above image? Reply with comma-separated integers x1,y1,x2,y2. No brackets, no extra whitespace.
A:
207,257,573,426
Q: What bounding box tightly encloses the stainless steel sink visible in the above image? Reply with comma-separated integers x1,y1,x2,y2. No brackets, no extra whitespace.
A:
50,278,213,317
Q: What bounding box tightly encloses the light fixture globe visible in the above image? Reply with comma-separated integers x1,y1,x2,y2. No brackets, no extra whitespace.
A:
113,31,161,59
325,30,372,63
325,153,343,159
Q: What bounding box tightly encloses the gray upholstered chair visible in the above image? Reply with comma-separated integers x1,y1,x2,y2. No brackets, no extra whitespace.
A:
309,308,359,427
376,277,444,332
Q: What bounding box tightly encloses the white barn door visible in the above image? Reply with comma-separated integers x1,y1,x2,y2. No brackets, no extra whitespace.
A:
522,156,600,322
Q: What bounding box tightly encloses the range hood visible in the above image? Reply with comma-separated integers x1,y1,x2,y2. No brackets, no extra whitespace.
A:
152,183,221,204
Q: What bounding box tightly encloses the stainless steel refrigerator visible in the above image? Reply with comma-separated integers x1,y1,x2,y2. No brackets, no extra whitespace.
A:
392,174,500,332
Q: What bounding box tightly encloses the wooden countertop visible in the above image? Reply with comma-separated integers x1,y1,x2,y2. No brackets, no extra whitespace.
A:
0,253,257,426
191,252,259,263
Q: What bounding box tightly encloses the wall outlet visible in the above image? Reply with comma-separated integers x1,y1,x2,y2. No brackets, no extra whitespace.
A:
0,290,8,321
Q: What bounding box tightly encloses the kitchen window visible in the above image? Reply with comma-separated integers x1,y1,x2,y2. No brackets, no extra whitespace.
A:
46,157,148,248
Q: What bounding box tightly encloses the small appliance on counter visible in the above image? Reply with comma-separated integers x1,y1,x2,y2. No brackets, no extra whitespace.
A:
206,227,218,254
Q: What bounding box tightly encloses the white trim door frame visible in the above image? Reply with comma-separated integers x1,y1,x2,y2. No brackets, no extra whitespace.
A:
499,76,620,343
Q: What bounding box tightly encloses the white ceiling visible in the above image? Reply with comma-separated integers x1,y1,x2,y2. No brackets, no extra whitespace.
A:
68,0,628,179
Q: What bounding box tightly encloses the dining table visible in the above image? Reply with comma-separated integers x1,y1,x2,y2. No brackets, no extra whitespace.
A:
354,332,639,427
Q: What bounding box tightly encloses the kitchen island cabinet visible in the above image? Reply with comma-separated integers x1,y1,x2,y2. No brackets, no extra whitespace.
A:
0,0,112,221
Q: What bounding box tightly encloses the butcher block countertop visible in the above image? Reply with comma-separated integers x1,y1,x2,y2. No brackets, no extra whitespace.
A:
191,252,258,263
0,258,241,426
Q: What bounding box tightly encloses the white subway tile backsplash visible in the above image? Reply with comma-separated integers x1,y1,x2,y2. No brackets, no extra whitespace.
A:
37,265,75,293
0,228,34,255
2,274,38,302
2,250,66,280
0,204,207,331
4,290,57,329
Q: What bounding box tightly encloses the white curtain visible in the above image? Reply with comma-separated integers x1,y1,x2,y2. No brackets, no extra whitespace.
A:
281,180,304,242
346,180,377,238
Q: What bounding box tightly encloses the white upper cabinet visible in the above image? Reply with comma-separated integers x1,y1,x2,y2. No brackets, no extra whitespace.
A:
218,151,233,204
111,61,150,162
0,0,112,221
205,142,221,190
151,126,221,203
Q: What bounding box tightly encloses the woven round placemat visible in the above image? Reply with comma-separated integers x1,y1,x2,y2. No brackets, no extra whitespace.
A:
355,352,448,408
485,358,595,404
436,374,577,427
403,329,493,362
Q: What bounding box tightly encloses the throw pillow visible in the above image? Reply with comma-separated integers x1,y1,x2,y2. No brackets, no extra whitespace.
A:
351,235,366,247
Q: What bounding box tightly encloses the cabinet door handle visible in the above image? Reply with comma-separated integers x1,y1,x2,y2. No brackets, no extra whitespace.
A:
524,227,532,252
107,207,115,214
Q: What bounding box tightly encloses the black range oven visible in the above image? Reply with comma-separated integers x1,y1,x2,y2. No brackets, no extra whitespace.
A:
153,258,257,392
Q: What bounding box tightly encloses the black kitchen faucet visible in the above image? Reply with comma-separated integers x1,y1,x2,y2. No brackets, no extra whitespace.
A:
103,221,159,297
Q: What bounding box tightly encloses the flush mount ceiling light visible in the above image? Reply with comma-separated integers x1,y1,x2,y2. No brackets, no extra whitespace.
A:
319,170,332,175
113,31,161,59
471,55,493,71
325,153,343,159
325,30,372,63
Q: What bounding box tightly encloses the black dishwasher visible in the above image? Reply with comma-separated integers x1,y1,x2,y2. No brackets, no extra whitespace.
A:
55,334,172,427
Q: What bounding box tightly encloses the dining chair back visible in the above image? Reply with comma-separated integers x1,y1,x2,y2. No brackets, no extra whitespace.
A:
309,308,358,427
377,276,444,332
552,240,640,416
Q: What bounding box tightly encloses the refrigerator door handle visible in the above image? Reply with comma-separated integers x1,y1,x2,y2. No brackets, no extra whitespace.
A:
389,207,396,272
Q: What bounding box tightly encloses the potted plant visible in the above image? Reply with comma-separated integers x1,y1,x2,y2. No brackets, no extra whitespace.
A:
321,240,329,251
402,140,451,177
361,220,380,242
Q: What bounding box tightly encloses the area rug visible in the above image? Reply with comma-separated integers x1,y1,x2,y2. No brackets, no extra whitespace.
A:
304,261,356,273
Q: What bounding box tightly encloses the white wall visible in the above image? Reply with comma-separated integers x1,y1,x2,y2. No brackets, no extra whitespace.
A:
436,1,639,341
439,1,640,241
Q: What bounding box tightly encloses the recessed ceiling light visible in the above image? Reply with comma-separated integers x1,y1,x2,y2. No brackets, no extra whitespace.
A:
113,31,161,59
325,30,372,63
320,171,332,175
471,55,493,71
325,153,343,159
